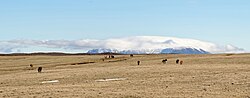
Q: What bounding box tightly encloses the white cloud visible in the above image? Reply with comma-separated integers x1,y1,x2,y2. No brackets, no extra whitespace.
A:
0,36,245,53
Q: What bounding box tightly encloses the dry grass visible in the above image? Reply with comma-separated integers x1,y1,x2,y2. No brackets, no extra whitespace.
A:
0,54,249,98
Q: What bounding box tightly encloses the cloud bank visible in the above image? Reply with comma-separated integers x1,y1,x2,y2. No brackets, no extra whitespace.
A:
0,36,245,54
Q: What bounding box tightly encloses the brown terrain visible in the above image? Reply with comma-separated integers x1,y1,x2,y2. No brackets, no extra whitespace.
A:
0,53,249,98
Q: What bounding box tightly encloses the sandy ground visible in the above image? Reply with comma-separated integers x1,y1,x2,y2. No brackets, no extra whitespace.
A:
0,54,249,98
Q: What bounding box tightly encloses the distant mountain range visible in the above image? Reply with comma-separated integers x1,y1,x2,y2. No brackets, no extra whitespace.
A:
160,48,210,54
87,48,210,54
0,36,244,54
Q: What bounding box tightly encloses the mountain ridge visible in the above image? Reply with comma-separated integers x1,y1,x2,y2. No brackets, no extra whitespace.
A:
87,47,210,54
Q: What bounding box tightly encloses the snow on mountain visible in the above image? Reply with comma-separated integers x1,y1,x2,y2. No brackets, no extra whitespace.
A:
120,49,162,54
160,48,210,54
87,48,162,54
0,36,245,53
87,48,210,54
87,48,119,54
86,36,244,54
101,36,244,53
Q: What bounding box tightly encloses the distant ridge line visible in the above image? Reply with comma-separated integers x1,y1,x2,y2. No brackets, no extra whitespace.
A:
0,52,212,56
0,52,123,56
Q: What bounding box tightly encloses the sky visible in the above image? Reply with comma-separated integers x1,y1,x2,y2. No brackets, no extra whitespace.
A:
0,0,249,53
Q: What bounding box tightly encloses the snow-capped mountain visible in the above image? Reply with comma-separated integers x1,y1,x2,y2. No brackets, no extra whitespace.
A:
85,36,243,54
160,48,210,54
87,48,210,54
119,49,162,54
1,36,244,54
87,48,156,54
87,48,119,54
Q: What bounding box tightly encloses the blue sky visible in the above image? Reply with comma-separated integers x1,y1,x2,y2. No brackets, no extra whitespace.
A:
0,0,249,52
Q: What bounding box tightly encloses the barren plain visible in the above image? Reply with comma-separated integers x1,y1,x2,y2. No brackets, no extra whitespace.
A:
0,54,249,98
